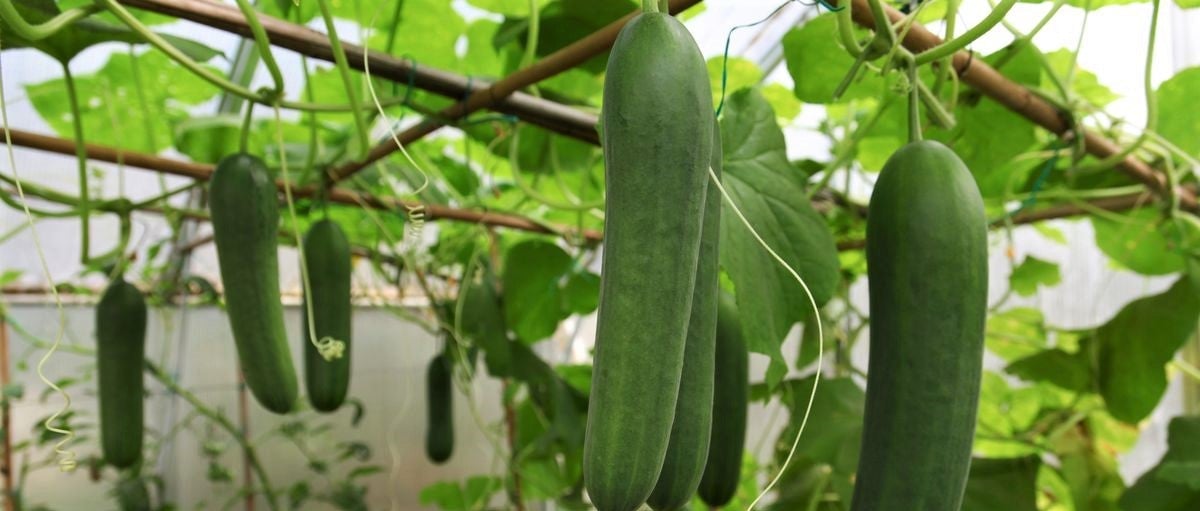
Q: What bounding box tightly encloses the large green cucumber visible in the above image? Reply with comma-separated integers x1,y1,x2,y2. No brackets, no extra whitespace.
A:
96,277,147,469
851,140,988,511
647,121,722,511
583,9,714,511
697,291,749,508
301,218,352,413
210,153,298,414
425,348,454,464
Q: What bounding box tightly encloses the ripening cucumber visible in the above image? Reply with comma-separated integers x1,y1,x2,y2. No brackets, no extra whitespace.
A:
647,121,722,511
302,219,352,413
96,277,147,469
583,8,714,511
697,291,749,508
425,348,454,464
210,153,298,414
850,141,988,511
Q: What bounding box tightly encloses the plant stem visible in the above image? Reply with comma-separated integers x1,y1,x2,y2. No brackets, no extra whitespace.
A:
0,0,99,41
233,0,285,93
315,0,370,157
145,361,280,511
60,63,91,264
913,0,1019,66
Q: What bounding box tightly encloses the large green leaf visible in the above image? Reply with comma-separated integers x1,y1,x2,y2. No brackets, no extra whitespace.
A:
1120,416,1200,511
1093,208,1189,275
781,14,883,104
502,239,573,343
1097,277,1200,423
718,89,840,386
962,456,1041,511
26,50,220,153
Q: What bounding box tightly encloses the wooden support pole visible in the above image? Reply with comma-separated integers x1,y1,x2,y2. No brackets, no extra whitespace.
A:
323,0,703,182
3,128,601,242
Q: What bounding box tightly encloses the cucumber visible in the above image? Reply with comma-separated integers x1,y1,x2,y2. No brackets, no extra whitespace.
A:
96,277,147,469
301,219,352,413
647,121,722,511
425,347,454,464
210,153,298,414
851,141,988,511
697,291,749,508
583,9,714,511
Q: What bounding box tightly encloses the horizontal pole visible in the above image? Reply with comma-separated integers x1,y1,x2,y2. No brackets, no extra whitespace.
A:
3,127,601,241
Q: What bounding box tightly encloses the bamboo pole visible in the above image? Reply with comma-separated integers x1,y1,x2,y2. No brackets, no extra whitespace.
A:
119,0,601,144
3,127,601,242
323,0,703,182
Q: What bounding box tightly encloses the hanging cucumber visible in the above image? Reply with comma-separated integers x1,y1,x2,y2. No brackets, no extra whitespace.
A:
647,121,722,511
302,219,352,412
210,153,298,414
583,4,715,510
425,347,454,464
697,291,749,508
95,277,147,469
851,141,988,511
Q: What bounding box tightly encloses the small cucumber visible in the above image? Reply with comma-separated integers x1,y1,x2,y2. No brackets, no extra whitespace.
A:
210,153,298,414
697,291,749,508
426,348,454,464
96,277,147,469
301,219,352,412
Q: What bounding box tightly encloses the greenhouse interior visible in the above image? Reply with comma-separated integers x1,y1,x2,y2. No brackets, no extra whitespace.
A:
1,0,1199,509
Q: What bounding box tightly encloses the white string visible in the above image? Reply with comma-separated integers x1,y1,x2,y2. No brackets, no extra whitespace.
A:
704,166,823,510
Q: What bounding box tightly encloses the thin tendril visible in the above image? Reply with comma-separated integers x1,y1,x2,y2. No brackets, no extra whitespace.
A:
272,104,345,362
0,36,77,472
705,166,823,511
361,17,431,248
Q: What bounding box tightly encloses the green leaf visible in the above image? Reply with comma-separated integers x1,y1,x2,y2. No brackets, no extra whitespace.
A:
962,456,1041,511
418,476,504,511
502,239,573,343
3,0,220,62
1009,256,1061,296
781,13,883,103
26,51,221,153
760,83,802,121
1033,223,1068,244
765,376,865,507
1006,346,1092,392
1157,66,1200,158
1043,49,1119,107
1097,277,1200,423
708,57,763,109
560,271,600,315
459,262,513,377
1120,416,1200,511
173,115,243,164
1093,208,1188,275
468,0,551,16
718,89,840,386
985,307,1048,361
